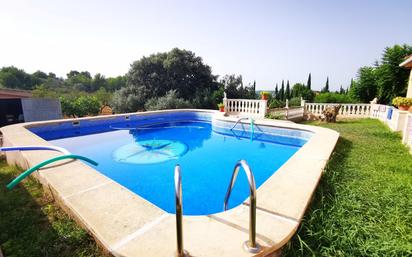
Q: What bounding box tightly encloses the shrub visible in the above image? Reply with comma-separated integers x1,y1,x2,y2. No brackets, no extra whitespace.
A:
314,92,354,103
60,95,100,117
289,97,301,107
269,99,285,108
144,90,192,111
111,87,148,113
266,111,285,119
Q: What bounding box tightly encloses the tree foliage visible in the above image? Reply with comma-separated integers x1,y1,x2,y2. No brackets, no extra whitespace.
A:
307,73,312,90
279,80,285,100
112,48,218,112
220,74,256,99
314,92,353,103
0,66,36,90
348,44,412,104
349,67,377,102
291,83,314,101
321,77,330,93
144,90,192,110
376,44,412,104
285,80,291,99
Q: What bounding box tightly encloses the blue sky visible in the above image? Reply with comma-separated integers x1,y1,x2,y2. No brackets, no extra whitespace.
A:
0,0,410,91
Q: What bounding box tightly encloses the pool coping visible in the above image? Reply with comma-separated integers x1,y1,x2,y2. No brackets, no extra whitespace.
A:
0,109,339,257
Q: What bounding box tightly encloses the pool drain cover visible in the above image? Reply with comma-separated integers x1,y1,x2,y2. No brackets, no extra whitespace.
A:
113,139,188,164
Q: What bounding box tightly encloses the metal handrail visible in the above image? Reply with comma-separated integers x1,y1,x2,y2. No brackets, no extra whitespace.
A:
223,160,261,253
230,117,250,130
174,165,188,257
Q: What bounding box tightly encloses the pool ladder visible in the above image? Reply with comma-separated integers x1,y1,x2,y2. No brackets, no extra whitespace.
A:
223,160,260,253
174,165,189,257
230,117,250,130
173,160,260,256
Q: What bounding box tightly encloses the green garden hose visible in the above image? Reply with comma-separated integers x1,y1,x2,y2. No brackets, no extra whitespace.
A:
6,154,98,190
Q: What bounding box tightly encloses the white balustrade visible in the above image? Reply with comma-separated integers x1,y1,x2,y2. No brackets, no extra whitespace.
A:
224,99,267,119
304,103,371,117
286,107,304,120
370,104,389,121
402,113,412,152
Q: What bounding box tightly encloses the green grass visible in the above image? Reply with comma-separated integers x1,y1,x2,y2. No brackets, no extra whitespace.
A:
283,119,412,257
0,157,104,257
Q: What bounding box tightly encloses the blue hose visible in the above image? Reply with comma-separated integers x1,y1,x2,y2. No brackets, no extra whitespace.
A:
1,146,71,155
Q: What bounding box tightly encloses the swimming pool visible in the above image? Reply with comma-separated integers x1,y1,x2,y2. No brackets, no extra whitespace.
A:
30,112,311,215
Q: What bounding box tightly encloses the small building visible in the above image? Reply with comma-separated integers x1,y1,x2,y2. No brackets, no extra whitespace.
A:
0,88,62,127
399,55,412,98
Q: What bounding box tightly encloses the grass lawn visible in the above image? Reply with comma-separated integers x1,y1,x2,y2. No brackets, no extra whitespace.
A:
0,157,104,257
284,119,412,257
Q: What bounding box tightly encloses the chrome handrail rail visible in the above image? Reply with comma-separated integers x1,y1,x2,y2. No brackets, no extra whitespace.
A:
230,117,250,130
223,160,261,253
174,165,188,257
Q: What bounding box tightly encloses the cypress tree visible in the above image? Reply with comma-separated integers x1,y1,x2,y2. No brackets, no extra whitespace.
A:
274,83,279,99
339,85,345,94
322,77,330,93
307,73,311,90
252,80,256,98
280,80,285,100
285,80,290,99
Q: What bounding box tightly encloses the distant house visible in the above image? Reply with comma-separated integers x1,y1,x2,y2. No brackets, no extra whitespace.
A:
0,88,63,127
400,55,412,98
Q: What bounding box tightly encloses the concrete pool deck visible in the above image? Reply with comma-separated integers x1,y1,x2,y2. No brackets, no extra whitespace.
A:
0,109,339,257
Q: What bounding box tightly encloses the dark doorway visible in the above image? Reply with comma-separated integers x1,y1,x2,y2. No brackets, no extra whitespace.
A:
0,99,23,127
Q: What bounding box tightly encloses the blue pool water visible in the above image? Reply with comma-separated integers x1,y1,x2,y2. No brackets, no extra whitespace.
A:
41,116,308,215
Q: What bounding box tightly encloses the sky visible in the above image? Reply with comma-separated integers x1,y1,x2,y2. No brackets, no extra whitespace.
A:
0,0,411,91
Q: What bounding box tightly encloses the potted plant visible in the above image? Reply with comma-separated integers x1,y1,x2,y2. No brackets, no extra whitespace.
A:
217,103,225,112
260,91,271,100
392,97,412,111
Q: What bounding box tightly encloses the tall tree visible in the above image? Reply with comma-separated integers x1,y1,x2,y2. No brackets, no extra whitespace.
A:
349,67,377,102
375,44,412,103
285,80,291,99
0,66,35,90
280,80,285,100
112,48,218,112
307,73,312,90
274,83,279,99
339,85,345,94
321,77,330,93
291,83,314,101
